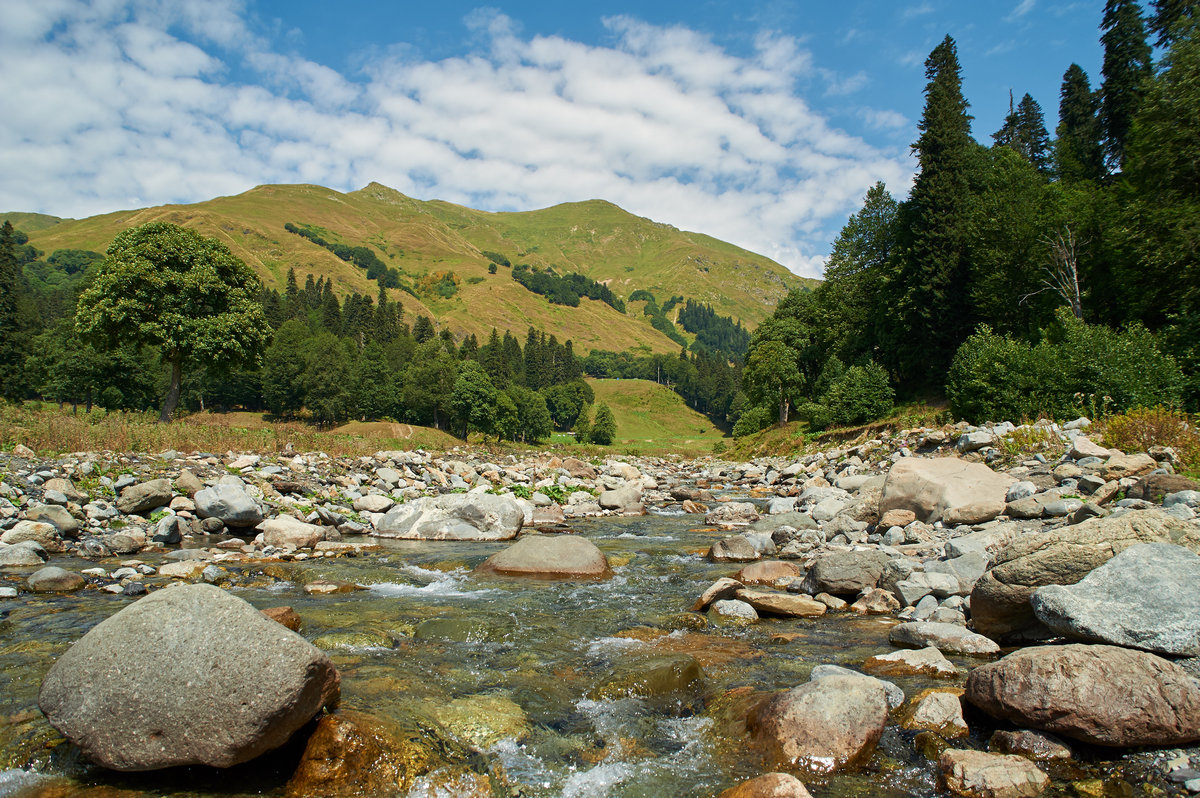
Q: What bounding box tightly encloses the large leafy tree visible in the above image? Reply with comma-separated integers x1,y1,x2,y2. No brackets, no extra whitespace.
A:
891,35,979,385
1055,64,1106,183
1100,0,1153,172
742,340,804,425
75,222,270,421
449,360,498,439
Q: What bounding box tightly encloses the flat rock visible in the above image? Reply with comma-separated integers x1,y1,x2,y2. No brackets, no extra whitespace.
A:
889,622,999,656
970,509,1200,641
39,583,340,770
938,748,1050,798
475,534,610,579
863,646,959,679
374,493,523,540
735,588,826,618
597,483,643,513
705,502,761,525
880,458,1015,524
0,541,49,567
964,643,1200,747
708,536,760,562
1031,542,1200,656
693,577,744,611
747,675,889,773
24,504,82,537
734,560,803,586
1101,452,1157,480
989,730,1072,761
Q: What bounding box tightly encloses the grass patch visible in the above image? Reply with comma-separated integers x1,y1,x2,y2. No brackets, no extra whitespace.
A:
1099,406,1200,479
586,378,726,456
0,403,457,457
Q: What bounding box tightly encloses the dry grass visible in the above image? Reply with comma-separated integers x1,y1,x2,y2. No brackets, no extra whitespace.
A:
0,404,456,457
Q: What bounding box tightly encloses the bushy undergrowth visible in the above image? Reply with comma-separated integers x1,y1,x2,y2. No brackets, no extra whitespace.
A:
946,310,1183,424
1101,406,1200,477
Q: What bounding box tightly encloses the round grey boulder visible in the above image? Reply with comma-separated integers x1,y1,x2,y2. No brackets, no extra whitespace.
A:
39,583,340,771
475,533,611,579
28,566,85,592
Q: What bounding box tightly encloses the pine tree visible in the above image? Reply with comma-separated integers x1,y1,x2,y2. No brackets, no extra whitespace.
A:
891,35,978,385
411,315,435,344
1055,63,1106,182
1100,0,1153,172
1149,0,1195,47
1015,94,1052,173
0,221,24,399
284,268,300,319
588,402,617,445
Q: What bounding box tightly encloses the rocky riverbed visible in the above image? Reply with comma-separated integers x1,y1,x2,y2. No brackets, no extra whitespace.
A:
1,417,1199,797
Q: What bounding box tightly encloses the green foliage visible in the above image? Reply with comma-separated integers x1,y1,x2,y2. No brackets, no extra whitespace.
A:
0,223,23,400
677,299,750,359
1055,64,1106,183
511,264,625,312
588,402,617,445
731,404,774,437
821,362,895,428
450,360,498,438
742,339,804,425
480,251,510,268
261,319,309,417
75,222,271,422
946,311,1183,423
303,332,354,426
284,222,403,288
1100,0,1153,171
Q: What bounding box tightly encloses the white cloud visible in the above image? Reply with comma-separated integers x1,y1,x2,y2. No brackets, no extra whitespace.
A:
0,1,914,278
1007,0,1037,21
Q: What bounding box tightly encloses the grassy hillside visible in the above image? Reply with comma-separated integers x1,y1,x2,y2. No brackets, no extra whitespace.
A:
1,212,66,233
587,378,726,455
14,183,813,354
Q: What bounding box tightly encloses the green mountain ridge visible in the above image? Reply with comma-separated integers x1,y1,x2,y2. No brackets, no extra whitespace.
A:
7,182,813,354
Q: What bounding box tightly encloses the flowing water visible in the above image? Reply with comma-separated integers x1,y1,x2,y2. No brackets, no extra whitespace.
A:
0,511,1166,797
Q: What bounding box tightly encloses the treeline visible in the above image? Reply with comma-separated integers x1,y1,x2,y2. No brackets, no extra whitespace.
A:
628,290,749,360
738,4,1198,433
283,222,404,289
511,264,625,312
582,348,741,424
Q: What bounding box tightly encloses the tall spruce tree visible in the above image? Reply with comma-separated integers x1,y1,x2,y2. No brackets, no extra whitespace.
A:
1149,0,1195,47
992,93,1051,173
1100,0,1153,172
1055,63,1106,182
891,35,978,385
0,222,23,400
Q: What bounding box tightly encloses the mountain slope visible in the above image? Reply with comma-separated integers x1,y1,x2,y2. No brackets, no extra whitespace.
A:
12,183,814,353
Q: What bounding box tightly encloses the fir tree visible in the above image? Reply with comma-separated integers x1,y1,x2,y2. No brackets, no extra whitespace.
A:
1055,63,1106,182
891,35,978,385
0,222,23,399
588,402,617,445
1149,0,1195,47
411,315,435,344
1100,0,1153,171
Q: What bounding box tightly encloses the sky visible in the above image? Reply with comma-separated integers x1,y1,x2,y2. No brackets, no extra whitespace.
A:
0,0,1112,277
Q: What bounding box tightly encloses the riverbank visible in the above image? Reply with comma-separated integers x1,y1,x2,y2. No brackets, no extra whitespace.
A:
1,416,1199,797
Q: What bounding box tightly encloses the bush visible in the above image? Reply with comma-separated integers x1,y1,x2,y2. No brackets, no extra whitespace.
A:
823,362,894,427
947,311,1183,424
1101,406,1199,474
732,404,773,437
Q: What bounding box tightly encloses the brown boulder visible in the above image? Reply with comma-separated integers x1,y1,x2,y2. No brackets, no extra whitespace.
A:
800,549,889,597
747,675,889,773
735,588,827,618
964,644,1200,747
287,710,453,797
970,508,1200,640
261,606,303,631
718,772,814,798
734,560,803,586
1127,473,1199,503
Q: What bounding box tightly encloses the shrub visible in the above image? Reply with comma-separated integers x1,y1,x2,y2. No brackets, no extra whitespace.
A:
1101,406,1199,474
823,362,894,427
947,310,1183,424
732,404,773,437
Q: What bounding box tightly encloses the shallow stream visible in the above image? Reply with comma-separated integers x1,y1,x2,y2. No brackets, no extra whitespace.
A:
0,511,1170,797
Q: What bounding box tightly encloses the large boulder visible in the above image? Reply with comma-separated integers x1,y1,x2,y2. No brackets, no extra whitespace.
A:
879,457,1015,524
735,588,826,618
115,479,175,516
747,675,889,773
705,502,761,526
718,773,813,798
475,534,611,579
39,583,340,770
263,516,326,549
800,549,890,597
970,509,1200,640
24,504,82,537
597,483,643,514
194,483,263,528
1030,542,1200,656
374,493,523,540
964,644,1200,747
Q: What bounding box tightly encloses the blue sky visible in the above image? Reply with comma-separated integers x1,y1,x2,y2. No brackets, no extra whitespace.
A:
0,0,1112,276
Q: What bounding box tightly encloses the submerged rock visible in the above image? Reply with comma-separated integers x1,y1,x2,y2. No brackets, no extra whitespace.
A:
475,534,611,579
39,583,340,770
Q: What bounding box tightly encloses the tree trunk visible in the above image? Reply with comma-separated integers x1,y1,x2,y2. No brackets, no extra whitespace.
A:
160,355,182,423
778,398,790,426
